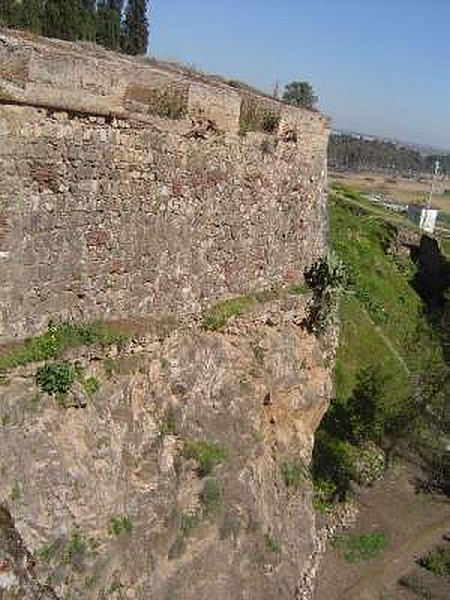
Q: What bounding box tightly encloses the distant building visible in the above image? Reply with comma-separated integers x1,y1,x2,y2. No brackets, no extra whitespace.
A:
407,204,439,234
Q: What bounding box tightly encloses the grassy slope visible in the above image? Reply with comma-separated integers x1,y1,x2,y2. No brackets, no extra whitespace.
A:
312,186,447,502
330,187,443,410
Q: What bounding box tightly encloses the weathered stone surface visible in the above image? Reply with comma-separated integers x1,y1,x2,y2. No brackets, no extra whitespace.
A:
0,29,329,342
0,30,334,600
0,296,334,599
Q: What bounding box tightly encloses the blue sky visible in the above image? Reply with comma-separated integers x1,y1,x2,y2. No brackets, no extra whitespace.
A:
151,0,450,149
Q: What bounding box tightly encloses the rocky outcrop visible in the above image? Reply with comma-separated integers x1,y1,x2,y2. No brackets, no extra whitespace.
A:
0,30,334,599
0,295,335,599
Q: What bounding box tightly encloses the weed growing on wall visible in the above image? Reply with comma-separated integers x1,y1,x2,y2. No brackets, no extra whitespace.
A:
281,461,308,490
82,376,100,397
418,546,450,578
108,515,133,537
35,361,75,397
264,533,282,554
203,296,255,331
181,440,228,477
200,478,223,517
239,97,281,135
0,320,129,372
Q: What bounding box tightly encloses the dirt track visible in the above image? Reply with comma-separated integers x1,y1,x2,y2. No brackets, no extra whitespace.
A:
314,464,450,600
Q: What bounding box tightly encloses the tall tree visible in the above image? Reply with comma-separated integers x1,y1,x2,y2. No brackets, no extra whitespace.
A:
42,0,84,40
97,0,123,50
0,0,22,28
121,0,148,55
19,0,44,34
282,81,318,110
80,0,97,41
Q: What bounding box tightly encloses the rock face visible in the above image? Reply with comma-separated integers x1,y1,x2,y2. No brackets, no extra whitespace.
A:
0,295,335,599
0,30,334,600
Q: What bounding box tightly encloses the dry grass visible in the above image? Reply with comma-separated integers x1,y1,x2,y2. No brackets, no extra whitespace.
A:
331,171,450,213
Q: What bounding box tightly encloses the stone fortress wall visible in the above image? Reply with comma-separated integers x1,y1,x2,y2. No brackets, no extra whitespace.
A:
0,30,330,341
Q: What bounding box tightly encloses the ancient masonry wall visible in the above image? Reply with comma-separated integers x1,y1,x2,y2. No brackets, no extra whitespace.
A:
0,30,330,341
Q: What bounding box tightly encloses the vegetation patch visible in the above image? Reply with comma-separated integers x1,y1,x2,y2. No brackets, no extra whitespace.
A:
200,478,223,517
9,482,21,502
264,533,282,554
64,531,88,567
239,96,280,135
290,283,310,295
82,376,100,397
335,531,389,563
36,361,75,397
108,515,133,537
181,440,228,477
303,251,348,335
149,89,187,119
312,478,337,513
203,295,255,331
281,460,308,490
418,546,450,578
38,530,95,574
0,320,129,372
312,189,449,501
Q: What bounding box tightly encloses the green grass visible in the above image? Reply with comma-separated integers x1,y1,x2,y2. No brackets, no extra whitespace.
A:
264,533,282,554
202,284,308,332
0,321,129,372
82,376,100,397
418,546,450,578
337,531,389,563
312,188,447,500
329,193,441,404
203,296,255,331
181,440,228,477
289,283,310,295
312,478,337,513
108,515,133,537
64,531,87,566
200,478,223,517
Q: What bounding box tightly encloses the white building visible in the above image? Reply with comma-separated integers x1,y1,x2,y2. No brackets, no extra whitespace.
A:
407,204,439,234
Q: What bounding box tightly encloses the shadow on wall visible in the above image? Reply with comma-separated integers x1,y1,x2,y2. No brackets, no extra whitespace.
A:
410,236,450,360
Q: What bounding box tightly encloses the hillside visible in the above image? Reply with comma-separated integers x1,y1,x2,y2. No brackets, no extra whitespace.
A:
313,185,450,599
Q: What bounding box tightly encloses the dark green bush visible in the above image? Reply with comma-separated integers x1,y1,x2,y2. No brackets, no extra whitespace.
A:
36,361,75,396
418,546,450,578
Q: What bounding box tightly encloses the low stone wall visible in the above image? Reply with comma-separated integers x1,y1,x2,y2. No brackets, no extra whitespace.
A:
0,30,329,341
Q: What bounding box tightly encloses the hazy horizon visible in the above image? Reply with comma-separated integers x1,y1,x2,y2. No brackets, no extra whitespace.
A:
151,0,450,151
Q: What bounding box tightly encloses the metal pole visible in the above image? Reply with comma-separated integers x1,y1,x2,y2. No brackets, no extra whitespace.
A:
427,160,439,209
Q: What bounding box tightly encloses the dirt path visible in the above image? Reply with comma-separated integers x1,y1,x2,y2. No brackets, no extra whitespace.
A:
314,464,450,600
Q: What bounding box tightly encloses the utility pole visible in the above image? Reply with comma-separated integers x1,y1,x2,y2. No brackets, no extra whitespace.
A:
427,160,440,209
